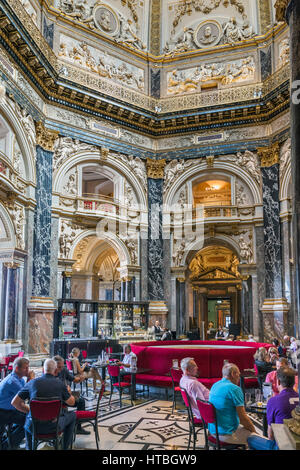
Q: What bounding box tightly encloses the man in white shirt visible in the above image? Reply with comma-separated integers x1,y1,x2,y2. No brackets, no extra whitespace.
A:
116,345,137,375
179,357,210,419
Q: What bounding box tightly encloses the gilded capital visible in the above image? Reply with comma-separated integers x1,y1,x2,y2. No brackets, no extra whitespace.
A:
35,122,59,152
146,158,166,179
258,142,280,167
274,0,289,22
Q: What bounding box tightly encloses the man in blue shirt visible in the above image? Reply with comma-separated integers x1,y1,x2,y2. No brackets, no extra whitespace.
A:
248,367,299,450
53,355,90,435
208,362,256,445
0,357,35,449
12,358,76,450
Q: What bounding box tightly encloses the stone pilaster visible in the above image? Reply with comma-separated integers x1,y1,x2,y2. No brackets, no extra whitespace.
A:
3,262,19,341
28,122,58,355
146,158,168,324
258,143,289,341
285,0,300,427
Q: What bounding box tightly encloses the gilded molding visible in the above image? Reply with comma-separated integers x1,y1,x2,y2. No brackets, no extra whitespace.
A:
146,158,166,179
258,142,280,167
259,0,272,32
35,122,59,152
150,0,161,56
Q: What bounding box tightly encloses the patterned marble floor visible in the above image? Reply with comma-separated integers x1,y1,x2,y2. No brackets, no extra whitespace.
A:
25,369,265,451
72,390,264,451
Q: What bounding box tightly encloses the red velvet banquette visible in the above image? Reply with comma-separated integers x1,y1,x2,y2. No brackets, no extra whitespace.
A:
129,340,272,390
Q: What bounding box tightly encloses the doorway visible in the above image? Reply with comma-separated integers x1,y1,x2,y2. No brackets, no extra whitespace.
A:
207,298,232,330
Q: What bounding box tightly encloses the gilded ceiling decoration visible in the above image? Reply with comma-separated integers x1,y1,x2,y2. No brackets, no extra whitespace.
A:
189,245,241,281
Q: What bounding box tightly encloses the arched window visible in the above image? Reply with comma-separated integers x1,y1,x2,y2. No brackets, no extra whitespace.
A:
82,165,114,199
192,179,231,207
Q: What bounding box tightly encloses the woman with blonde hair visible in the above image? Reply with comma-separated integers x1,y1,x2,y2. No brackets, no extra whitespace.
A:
267,347,279,365
69,347,102,392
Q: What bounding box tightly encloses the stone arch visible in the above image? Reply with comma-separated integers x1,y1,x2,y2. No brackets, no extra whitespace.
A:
53,150,147,208
0,202,16,250
165,158,261,207
70,229,131,270
0,97,36,184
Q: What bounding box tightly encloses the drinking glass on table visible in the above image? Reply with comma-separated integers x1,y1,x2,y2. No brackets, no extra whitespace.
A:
255,390,263,406
245,392,252,406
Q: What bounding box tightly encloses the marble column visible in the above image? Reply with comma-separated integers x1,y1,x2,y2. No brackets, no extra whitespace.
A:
146,159,169,325
176,278,186,336
258,143,289,341
28,123,58,355
241,277,252,336
3,263,19,341
62,272,72,299
276,0,300,430
286,0,300,332
120,279,126,301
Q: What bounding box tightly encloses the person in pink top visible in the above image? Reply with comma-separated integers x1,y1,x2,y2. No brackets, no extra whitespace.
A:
179,357,210,419
266,357,289,396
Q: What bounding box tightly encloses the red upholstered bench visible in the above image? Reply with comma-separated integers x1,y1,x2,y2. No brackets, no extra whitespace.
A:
130,340,271,391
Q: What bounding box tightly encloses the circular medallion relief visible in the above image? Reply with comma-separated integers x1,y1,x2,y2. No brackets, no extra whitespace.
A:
194,20,222,48
93,5,119,36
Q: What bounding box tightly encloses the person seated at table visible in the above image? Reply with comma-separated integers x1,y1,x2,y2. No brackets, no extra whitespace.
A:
267,347,279,366
208,363,256,445
265,357,289,396
0,357,35,450
161,328,173,341
11,359,76,450
247,367,299,450
254,347,274,383
215,326,228,340
116,345,137,376
69,347,102,393
52,355,91,435
179,357,210,419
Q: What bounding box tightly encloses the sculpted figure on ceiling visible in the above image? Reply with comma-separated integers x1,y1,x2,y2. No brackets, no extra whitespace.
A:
115,13,146,50
165,14,255,56
171,0,246,36
278,38,290,68
58,1,145,50
222,17,254,44
236,150,260,185
59,39,144,91
167,56,255,95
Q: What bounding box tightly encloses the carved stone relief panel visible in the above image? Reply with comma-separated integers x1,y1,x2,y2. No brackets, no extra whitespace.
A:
55,0,147,51
58,34,145,92
166,56,256,96
163,0,256,55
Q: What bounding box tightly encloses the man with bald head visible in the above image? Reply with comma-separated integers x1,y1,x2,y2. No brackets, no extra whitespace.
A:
208,362,256,445
12,358,76,450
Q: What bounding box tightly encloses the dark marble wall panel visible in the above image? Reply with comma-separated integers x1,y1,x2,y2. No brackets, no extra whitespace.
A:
261,164,283,299
148,178,164,300
32,146,53,298
43,17,54,49
50,216,59,305
260,47,272,82
150,69,161,99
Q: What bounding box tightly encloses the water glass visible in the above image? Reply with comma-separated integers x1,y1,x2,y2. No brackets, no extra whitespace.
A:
245,392,252,406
